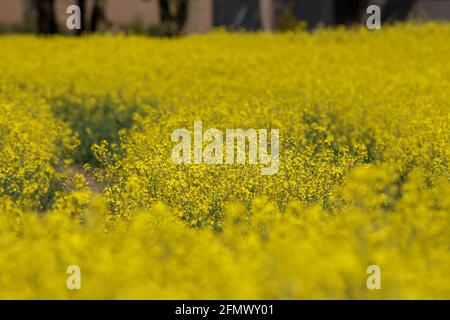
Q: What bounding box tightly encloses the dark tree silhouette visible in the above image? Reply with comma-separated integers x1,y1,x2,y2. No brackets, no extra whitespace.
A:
90,0,106,32
34,0,58,34
176,0,188,30
76,0,86,35
335,0,369,25
381,0,418,22
159,0,188,35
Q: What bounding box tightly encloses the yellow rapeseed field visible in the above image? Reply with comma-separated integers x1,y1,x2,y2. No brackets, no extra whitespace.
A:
0,22,449,299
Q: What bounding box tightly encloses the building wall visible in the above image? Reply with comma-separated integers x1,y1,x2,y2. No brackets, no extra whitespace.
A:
0,0,449,31
57,0,160,29
412,0,450,20
105,0,160,29
366,0,450,21
0,0,23,25
185,0,212,33
0,0,160,30
293,0,335,28
213,0,261,30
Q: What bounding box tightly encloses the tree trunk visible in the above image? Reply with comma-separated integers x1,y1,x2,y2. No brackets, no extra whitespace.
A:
160,0,173,22
334,0,369,25
34,0,58,34
159,0,188,35
90,0,106,32
76,0,87,35
175,0,188,32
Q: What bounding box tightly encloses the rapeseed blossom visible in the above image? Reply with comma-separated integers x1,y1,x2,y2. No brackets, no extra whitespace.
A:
0,22,449,299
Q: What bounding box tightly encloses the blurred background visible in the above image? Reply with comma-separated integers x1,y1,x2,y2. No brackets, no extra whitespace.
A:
0,0,449,35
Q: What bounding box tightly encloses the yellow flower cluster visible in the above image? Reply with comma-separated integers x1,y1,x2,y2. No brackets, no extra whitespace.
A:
0,100,77,210
0,22,449,299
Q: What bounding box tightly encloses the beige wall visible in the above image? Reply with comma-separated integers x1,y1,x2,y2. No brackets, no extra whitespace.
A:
185,0,212,33
0,0,160,29
0,0,23,25
105,0,160,28
56,0,160,29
